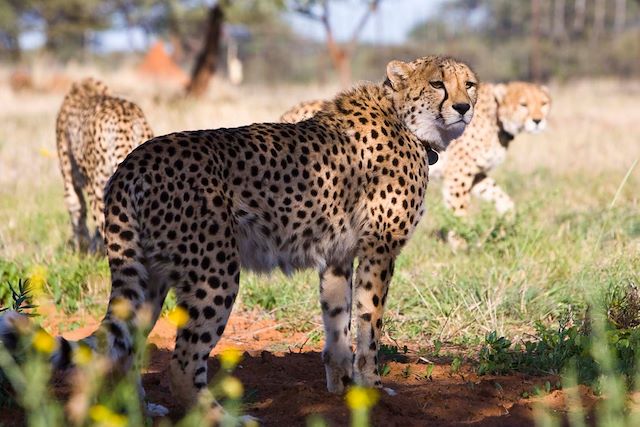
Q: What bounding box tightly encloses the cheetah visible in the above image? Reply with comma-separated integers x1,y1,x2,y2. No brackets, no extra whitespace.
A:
56,77,153,253
437,81,551,217
1,56,478,413
280,99,328,123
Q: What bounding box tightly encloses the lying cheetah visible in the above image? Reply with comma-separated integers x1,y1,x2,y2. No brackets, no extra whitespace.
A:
2,56,478,413
56,77,153,252
438,81,551,216
280,99,328,123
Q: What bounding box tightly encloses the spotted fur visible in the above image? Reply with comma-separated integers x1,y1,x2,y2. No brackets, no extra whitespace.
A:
2,56,478,412
56,77,153,252
438,81,551,216
279,99,328,123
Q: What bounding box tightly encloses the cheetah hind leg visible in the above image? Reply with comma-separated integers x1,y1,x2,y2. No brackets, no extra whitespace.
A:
169,250,241,410
319,262,355,393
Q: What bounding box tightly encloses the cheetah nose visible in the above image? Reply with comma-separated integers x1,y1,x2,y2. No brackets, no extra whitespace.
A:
452,103,470,115
533,119,542,125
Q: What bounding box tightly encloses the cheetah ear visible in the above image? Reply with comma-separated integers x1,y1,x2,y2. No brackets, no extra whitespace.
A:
493,83,507,104
540,84,550,96
386,60,414,90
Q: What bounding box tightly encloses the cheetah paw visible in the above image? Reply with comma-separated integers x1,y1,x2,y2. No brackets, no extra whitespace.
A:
145,402,169,417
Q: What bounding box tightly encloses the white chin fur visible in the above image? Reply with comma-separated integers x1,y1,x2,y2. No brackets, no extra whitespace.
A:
410,116,470,152
524,119,546,133
413,121,446,151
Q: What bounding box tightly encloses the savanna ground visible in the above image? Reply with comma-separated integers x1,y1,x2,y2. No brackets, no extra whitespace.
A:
0,66,639,426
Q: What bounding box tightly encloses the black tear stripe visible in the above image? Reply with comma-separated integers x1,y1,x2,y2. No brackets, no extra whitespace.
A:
438,87,449,116
437,67,448,115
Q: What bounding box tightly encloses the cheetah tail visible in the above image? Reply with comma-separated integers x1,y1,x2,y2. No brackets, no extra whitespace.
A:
0,310,77,369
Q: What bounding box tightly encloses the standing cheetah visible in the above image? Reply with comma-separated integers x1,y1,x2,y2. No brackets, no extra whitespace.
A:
56,77,153,252
1,56,478,413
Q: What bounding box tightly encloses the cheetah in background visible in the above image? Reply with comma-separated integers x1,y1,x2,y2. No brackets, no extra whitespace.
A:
435,81,551,217
280,99,329,123
56,77,153,253
1,56,478,415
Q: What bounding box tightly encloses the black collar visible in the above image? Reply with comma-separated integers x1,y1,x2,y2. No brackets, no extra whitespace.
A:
498,128,515,147
427,146,439,165
418,139,439,165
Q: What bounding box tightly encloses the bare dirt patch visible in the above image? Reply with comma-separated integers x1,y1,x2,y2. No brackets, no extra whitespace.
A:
0,311,598,426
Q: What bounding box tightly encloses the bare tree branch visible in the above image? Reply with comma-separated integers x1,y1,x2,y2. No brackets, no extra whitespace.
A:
346,0,380,52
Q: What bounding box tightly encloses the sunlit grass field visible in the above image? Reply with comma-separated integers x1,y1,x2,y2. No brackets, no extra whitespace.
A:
0,67,638,350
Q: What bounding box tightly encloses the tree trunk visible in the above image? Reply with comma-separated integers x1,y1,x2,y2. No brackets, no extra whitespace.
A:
553,0,566,39
614,0,626,33
572,0,586,33
326,38,351,88
185,3,225,98
540,0,552,35
530,0,543,82
592,0,606,42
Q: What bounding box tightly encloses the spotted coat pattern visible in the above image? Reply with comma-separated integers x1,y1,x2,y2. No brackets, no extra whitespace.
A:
56,77,153,252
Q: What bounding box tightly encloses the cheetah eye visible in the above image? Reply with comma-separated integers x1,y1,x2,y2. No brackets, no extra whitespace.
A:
429,81,445,90
465,81,477,89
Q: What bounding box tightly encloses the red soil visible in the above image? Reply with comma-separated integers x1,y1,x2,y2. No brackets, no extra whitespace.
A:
0,311,599,426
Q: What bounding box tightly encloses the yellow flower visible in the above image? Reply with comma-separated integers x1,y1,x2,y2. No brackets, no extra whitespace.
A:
219,347,243,370
219,376,244,399
89,404,128,427
32,329,57,354
167,306,189,328
73,344,93,366
345,386,379,410
28,265,47,296
111,297,132,320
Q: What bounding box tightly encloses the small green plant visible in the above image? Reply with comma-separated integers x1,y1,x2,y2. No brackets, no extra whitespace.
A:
378,343,408,361
450,357,462,375
0,279,37,315
379,363,391,377
421,364,434,381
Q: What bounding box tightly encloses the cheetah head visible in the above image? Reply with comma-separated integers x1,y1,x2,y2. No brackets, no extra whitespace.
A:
71,77,111,97
385,56,478,152
493,82,551,136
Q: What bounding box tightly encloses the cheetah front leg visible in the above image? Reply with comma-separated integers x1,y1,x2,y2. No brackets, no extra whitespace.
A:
319,261,354,393
471,175,514,215
353,254,394,391
442,169,476,217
